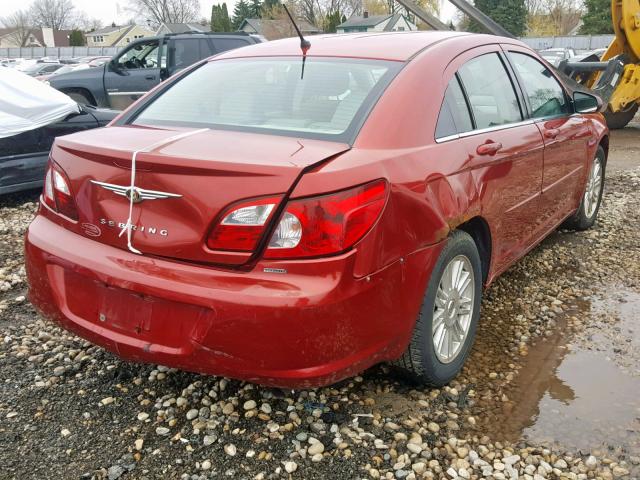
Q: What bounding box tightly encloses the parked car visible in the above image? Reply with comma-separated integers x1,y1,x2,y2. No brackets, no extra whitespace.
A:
87,56,112,67
0,69,118,195
539,47,576,66
21,62,63,77
26,31,608,388
0,58,19,68
48,32,263,110
35,63,91,82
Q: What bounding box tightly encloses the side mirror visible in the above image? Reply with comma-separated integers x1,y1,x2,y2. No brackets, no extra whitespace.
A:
573,91,602,113
109,59,129,76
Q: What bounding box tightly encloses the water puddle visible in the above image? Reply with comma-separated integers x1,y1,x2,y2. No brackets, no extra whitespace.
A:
493,289,640,455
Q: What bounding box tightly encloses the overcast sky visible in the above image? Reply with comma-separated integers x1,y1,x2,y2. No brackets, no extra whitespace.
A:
1,0,457,26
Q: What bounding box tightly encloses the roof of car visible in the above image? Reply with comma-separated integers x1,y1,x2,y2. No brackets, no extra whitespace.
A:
215,31,494,62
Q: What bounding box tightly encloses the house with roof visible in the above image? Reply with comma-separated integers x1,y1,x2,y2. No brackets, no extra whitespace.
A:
336,12,417,33
0,27,73,47
0,29,40,47
85,24,155,47
238,18,321,40
156,22,210,35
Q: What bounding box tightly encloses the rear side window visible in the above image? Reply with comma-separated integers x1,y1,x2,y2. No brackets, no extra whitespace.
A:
508,52,569,118
436,77,473,139
458,53,522,129
171,39,204,69
199,39,216,56
214,38,251,53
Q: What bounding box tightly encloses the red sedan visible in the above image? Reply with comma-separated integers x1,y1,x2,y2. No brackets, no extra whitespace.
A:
25,32,608,388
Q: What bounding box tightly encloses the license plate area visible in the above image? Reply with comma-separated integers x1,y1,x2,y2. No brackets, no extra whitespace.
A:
62,270,214,347
97,286,152,334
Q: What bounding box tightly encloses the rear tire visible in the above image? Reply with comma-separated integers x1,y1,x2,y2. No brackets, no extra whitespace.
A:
603,104,638,130
393,230,482,386
563,146,605,231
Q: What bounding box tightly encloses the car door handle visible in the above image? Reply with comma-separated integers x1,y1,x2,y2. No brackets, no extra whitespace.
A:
145,75,156,80
544,128,560,139
476,141,502,156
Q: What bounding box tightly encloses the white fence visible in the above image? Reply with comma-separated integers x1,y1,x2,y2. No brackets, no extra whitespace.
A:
0,35,616,59
518,34,615,51
0,46,120,59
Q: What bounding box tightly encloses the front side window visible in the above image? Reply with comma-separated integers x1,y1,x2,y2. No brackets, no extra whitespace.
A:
457,53,522,129
508,52,569,119
114,40,159,69
131,57,401,143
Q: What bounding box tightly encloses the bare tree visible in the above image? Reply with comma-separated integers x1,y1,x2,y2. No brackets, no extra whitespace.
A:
298,0,320,26
29,0,76,29
0,9,32,46
296,0,438,29
73,12,104,32
545,0,580,34
127,0,201,26
525,0,546,17
526,0,581,35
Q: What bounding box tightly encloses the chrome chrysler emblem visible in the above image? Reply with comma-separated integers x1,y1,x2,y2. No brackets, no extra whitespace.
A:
125,187,142,203
91,180,182,203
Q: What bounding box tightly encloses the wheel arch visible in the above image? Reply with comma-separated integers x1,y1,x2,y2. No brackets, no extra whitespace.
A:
599,134,609,165
456,216,492,285
61,87,97,107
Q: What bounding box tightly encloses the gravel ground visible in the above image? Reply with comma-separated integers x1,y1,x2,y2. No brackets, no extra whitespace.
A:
1,128,639,480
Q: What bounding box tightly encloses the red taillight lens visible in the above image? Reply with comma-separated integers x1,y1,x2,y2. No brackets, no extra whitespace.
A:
205,180,387,259
265,179,387,259
207,196,281,251
43,161,79,221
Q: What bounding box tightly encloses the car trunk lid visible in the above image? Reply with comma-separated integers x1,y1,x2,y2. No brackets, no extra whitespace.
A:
52,125,350,266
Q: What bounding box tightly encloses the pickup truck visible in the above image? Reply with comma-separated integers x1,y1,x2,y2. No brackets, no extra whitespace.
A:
48,32,264,110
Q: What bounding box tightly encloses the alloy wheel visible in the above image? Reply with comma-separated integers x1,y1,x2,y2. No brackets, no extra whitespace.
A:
584,157,603,219
432,255,475,364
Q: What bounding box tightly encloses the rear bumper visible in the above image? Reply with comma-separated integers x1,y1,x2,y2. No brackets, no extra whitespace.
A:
25,214,441,388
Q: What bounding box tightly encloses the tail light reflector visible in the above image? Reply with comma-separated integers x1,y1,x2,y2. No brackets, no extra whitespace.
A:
206,196,281,251
43,161,79,221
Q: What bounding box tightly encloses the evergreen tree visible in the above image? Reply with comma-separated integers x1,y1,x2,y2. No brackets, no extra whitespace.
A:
323,10,343,33
249,0,263,18
232,0,253,29
580,0,613,34
469,0,526,37
262,0,280,13
69,29,85,46
211,3,233,31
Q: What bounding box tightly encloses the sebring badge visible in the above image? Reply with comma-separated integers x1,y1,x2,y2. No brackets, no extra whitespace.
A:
90,180,182,204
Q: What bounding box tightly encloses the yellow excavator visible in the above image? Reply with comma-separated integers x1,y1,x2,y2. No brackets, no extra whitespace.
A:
395,0,640,129
591,0,640,128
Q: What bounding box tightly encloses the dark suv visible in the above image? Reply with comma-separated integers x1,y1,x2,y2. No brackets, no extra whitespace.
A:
49,32,263,110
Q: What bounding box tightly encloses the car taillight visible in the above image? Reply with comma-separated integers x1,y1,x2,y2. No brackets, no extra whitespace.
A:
206,180,387,259
207,196,281,251
43,161,79,221
266,179,387,259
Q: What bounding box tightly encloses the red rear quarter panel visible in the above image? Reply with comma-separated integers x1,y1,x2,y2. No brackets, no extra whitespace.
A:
296,35,608,282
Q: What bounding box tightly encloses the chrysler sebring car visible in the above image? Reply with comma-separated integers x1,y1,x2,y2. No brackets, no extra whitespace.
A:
25,31,608,388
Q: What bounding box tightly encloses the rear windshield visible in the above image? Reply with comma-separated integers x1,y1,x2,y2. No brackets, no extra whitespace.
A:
130,57,402,143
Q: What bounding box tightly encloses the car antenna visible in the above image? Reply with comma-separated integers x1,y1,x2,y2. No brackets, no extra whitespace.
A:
281,3,311,79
